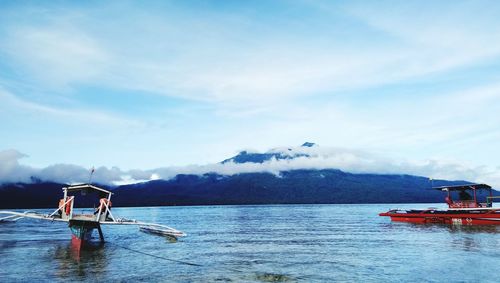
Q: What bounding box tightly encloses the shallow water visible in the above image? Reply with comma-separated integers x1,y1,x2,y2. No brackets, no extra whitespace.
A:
1,204,499,282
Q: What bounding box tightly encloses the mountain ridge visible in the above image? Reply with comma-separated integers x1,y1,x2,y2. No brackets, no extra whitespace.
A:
0,169,481,209
0,142,493,209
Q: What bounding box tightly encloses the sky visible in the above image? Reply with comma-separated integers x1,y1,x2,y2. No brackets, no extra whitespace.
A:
1,0,500,187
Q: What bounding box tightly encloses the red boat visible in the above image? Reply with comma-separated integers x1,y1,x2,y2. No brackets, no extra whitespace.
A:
379,184,500,225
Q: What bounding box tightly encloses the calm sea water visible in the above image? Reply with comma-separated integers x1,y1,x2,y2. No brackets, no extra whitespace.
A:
1,204,499,282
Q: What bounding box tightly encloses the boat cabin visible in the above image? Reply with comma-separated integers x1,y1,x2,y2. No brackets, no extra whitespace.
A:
55,184,114,222
434,184,495,208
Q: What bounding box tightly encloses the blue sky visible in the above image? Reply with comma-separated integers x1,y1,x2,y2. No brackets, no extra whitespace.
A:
1,1,500,186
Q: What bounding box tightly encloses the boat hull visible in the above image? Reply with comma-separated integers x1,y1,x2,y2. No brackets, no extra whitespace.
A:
69,220,104,249
379,210,500,225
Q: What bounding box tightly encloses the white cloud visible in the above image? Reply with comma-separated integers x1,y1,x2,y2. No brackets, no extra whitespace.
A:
4,1,500,107
150,145,499,187
344,1,500,73
2,26,109,88
1,145,498,188
0,149,35,183
0,88,142,127
0,149,157,185
0,2,499,181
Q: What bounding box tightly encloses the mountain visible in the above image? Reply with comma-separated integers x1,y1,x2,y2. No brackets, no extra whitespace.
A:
0,170,482,209
0,142,494,209
111,170,470,207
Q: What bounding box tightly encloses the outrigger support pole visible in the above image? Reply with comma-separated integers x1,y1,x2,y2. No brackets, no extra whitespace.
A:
97,224,105,243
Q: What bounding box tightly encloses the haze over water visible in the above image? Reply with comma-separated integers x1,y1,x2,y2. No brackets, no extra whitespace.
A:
1,204,499,282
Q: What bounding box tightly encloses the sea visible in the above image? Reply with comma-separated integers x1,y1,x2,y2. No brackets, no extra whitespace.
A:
1,204,499,282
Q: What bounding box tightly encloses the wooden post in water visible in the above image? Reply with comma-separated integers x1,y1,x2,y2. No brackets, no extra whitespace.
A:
97,224,105,243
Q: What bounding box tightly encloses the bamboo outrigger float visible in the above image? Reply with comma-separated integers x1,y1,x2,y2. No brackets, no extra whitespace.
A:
0,184,186,249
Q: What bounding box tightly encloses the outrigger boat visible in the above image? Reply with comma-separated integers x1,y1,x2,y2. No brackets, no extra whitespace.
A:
379,183,500,225
0,184,186,249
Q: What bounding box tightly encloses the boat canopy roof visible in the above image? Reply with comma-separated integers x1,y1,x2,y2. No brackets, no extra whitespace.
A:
63,184,113,195
433,183,491,191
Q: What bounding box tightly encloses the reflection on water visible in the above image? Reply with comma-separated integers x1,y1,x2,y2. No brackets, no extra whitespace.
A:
53,242,107,279
447,225,500,234
450,236,480,252
1,204,500,282
446,226,499,252
394,221,500,234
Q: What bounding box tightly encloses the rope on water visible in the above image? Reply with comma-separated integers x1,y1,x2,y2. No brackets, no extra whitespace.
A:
108,242,303,281
108,242,203,267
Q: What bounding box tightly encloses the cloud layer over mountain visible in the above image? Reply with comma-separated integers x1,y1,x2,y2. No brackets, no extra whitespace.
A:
1,144,499,188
